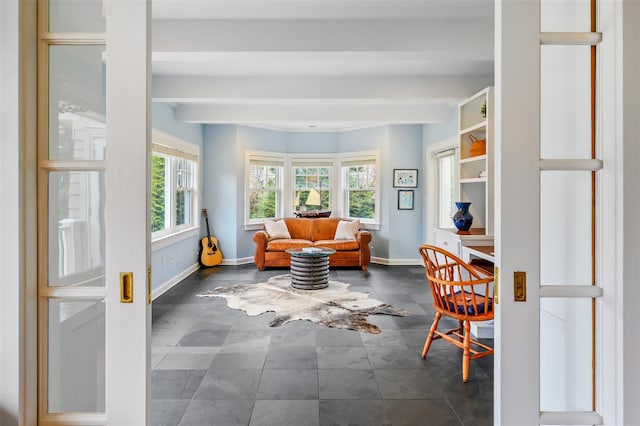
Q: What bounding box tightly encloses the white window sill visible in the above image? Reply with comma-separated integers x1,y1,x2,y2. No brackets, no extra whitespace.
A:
152,226,199,250
360,222,380,231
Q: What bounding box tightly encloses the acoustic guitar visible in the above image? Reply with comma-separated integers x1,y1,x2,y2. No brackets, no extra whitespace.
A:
199,209,222,267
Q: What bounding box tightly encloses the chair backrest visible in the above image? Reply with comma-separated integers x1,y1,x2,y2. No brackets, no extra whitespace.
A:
418,244,494,321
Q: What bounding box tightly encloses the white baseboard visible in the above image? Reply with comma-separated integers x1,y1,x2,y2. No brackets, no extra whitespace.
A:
371,257,423,266
221,257,254,266
152,263,199,301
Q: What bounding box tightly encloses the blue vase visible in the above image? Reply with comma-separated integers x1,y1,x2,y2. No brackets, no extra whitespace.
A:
452,202,473,232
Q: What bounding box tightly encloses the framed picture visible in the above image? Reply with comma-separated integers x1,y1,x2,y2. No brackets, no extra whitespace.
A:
393,169,418,188
398,190,414,210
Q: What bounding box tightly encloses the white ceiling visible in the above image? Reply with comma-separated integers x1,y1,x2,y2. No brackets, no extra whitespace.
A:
151,0,495,132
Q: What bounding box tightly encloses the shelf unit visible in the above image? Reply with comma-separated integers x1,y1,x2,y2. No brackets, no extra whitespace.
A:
458,86,494,236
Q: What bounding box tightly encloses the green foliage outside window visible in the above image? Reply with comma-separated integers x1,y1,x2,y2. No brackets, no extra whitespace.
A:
250,190,276,219
249,165,279,219
151,155,166,232
347,164,376,219
349,190,375,218
175,190,187,226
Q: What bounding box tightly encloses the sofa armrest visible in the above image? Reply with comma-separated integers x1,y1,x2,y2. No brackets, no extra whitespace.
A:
253,230,269,270
356,231,372,270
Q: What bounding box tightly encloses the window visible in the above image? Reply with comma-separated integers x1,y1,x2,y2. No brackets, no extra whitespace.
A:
342,155,378,224
248,154,284,222
292,160,333,213
436,148,457,228
245,150,379,228
151,133,199,239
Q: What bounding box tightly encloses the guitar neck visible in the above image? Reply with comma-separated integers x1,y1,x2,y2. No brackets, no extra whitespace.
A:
205,216,212,242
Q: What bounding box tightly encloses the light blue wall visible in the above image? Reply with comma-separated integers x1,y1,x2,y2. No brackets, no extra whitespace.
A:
203,125,242,263
151,102,204,290
287,132,339,153
423,106,458,146
201,124,429,263
387,125,424,260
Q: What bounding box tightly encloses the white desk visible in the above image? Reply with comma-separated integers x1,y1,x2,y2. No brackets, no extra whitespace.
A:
461,245,495,264
461,245,495,339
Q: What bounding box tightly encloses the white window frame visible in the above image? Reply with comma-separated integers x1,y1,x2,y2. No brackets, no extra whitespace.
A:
151,130,200,249
435,147,459,229
339,150,381,230
425,136,459,244
244,149,380,230
245,150,285,226
290,155,335,214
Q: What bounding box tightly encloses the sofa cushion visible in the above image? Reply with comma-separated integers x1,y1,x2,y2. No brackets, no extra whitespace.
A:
312,218,341,241
314,240,360,251
283,218,314,240
264,219,291,240
266,239,313,251
334,219,360,240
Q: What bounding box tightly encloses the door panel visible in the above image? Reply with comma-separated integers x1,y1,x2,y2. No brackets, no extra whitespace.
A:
496,0,604,424
38,0,150,424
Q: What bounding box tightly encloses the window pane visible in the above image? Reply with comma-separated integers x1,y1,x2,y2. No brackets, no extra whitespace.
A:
175,190,190,226
151,155,167,232
49,171,105,286
48,299,105,413
250,191,277,219
540,0,590,32
293,166,331,212
438,152,456,228
49,45,106,160
345,163,376,219
540,45,591,159
540,171,591,285
540,298,592,411
349,190,375,219
49,0,105,32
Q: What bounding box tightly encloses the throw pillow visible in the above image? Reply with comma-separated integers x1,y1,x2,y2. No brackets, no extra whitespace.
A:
264,219,291,240
334,219,360,240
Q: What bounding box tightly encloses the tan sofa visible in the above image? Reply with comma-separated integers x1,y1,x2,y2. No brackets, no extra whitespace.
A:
253,218,372,271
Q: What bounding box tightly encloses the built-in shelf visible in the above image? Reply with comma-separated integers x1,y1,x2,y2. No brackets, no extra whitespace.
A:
460,121,488,135
458,87,493,235
460,155,487,164
460,177,487,184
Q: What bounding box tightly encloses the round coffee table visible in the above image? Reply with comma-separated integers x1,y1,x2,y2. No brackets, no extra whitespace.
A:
285,248,336,290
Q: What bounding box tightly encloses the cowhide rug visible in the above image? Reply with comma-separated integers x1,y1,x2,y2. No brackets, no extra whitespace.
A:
197,274,409,334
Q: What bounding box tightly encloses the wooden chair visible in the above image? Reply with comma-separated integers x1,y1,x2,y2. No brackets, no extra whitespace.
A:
418,244,494,382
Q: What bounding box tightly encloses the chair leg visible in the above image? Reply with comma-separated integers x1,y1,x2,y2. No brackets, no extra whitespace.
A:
462,320,471,382
422,312,442,359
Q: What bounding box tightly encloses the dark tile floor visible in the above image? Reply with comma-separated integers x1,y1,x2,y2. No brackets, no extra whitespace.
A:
151,264,493,426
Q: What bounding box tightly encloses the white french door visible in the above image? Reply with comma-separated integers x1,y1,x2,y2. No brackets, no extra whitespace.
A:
494,0,618,424
38,1,151,424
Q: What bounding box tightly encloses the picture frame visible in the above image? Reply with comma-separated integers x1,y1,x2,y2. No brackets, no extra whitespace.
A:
393,169,418,188
398,190,414,210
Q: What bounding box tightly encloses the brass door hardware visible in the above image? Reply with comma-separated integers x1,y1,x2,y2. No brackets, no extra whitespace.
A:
120,272,134,303
514,271,526,302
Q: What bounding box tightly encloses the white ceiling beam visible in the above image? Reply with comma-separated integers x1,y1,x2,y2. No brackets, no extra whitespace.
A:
152,0,494,20
153,75,493,103
152,19,493,54
175,103,451,124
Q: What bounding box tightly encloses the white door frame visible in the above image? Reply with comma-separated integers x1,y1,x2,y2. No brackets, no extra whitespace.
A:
0,1,38,425
618,1,640,423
